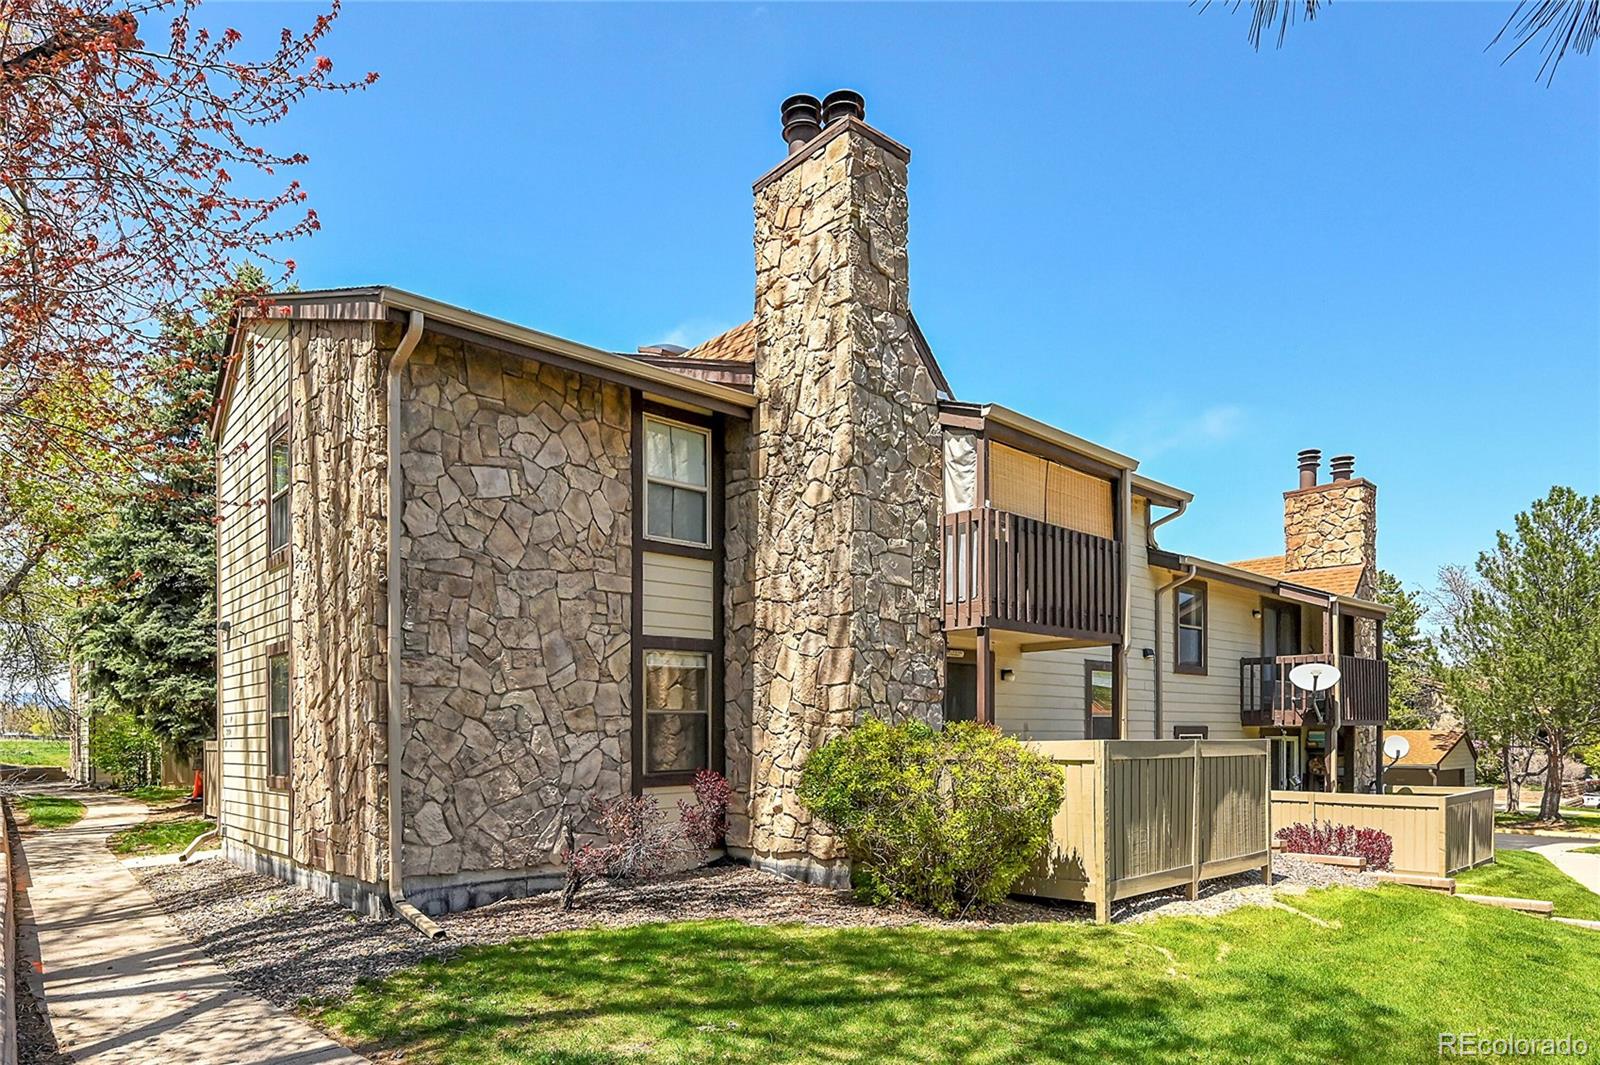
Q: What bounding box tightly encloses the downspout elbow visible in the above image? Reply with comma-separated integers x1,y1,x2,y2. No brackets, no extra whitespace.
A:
1147,499,1188,549
385,309,445,940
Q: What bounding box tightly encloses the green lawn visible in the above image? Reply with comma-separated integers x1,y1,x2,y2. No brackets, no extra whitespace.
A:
317,886,1600,1065
15,794,85,829
107,816,212,857
124,785,193,806
0,738,69,767
1573,844,1600,856
1456,851,1600,921
1495,807,1600,833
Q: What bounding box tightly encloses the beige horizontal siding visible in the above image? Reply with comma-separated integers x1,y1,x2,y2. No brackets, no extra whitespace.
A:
216,320,293,857
641,552,714,639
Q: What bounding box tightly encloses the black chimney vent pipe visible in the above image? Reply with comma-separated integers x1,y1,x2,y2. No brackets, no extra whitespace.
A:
1330,455,1356,481
1297,449,1322,490
780,94,822,154
822,89,865,126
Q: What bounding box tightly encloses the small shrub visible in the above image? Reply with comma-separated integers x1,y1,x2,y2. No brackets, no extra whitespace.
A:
560,770,733,910
1275,821,1393,870
679,769,732,851
797,719,1063,917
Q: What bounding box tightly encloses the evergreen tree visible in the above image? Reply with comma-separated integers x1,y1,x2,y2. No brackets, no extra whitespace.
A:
1374,570,1441,730
72,270,257,755
1439,487,1600,821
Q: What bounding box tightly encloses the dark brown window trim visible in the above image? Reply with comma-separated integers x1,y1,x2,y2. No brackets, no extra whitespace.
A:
639,405,714,553
631,396,727,794
264,640,291,792
1082,658,1116,739
266,408,292,570
1173,725,1210,739
1174,580,1208,676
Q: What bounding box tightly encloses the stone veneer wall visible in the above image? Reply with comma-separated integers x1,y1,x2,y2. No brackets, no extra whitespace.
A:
1284,479,1377,573
288,319,389,887
397,332,632,899
747,124,946,876
722,416,757,851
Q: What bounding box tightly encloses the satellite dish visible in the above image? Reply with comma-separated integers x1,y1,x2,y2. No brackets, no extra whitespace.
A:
1289,662,1341,693
1383,734,1411,763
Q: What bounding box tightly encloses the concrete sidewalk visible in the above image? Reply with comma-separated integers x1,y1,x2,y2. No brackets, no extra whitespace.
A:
1534,839,1600,897
14,785,365,1064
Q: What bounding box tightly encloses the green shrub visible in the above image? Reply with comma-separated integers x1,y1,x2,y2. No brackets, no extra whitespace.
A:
797,719,1063,917
90,711,161,786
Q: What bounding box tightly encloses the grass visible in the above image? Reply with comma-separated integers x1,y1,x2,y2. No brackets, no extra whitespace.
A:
124,785,193,805
0,738,69,767
107,816,212,857
15,794,85,829
1573,844,1600,856
316,886,1600,1065
1455,850,1600,921
1495,807,1600,833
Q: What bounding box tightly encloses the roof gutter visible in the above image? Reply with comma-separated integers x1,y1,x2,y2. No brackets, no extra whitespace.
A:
386,310,445,940
1146,497,1188,548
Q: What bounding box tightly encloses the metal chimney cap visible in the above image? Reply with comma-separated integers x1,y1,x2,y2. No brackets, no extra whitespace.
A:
822,88,866,125
1329,454,1357,481
1296,448,1322,490
780,93,823,153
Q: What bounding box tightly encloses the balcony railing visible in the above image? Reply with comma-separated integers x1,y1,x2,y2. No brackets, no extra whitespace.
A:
941,507,1122,641
1240,653,1390,728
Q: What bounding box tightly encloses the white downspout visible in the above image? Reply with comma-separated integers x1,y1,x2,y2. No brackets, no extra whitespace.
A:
386,309,444,939
1152,564,1197,740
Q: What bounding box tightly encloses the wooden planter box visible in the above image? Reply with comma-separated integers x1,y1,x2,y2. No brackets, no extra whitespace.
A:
1017,739,1272,923
1270,786,1495,877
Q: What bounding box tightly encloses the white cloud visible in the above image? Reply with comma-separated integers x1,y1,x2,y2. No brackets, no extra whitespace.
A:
1109,403,1246,459
652,317,735,351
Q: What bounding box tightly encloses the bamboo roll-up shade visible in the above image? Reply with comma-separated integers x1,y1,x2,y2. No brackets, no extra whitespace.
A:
1047,462,1115,539
989,443,1047,521
989,442,1115,538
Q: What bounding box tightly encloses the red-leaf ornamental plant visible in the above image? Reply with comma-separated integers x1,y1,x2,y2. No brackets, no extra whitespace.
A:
1275,821,1394,871
0,0,375,470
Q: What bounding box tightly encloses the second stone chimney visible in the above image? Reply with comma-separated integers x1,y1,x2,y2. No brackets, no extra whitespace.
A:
746,91,944,882
1284,448,1377,572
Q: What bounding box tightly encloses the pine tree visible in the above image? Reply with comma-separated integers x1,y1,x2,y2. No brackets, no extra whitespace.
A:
1375,569,1441,730
72,270,257,760
1440,487,1600,821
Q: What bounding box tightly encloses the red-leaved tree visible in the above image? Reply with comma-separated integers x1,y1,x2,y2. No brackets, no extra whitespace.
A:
0,0,373,473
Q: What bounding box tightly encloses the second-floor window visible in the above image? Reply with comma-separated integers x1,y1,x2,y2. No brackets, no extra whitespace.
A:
1175,582,1207,675
267,419,290,564
643,416,709,546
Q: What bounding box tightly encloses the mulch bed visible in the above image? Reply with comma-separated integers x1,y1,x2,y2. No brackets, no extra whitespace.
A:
133,854,1376,1010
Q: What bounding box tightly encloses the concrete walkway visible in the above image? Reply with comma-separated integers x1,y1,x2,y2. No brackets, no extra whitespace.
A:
14,785,365,1064
1533,838,1600,897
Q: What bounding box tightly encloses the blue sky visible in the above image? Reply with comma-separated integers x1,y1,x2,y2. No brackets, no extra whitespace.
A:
227,2,1597,599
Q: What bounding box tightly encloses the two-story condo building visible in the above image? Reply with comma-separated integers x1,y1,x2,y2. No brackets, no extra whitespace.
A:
210,90,1391,917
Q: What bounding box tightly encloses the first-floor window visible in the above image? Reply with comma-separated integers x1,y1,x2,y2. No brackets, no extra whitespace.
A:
643,649,710,775
267,650,290,787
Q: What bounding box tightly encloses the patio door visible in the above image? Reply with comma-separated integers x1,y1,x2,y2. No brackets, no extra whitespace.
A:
945,662,978,723
1084,660,1117,739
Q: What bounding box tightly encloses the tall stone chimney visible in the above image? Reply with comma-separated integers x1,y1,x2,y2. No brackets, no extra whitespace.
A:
746,91,945,882
1283,449,1377,573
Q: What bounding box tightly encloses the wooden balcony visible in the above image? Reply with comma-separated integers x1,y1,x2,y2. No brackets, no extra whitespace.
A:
941,507,1122,642
1240,653,1390,728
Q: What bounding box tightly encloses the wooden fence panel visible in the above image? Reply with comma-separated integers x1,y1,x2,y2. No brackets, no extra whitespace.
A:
203,739,220,820
1020,739,1271,922
1269,787,1495,877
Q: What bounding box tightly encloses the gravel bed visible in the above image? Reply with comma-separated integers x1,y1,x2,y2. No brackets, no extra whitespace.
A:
134,852,1377,1009
132,858,455,1008
1118,853,1378,923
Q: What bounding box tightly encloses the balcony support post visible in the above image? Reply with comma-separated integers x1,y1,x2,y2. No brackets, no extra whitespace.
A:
975,627,995,726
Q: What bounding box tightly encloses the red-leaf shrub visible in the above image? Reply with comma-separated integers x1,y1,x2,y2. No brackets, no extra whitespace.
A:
559,770,734,910
678,769,732,851
1275,821,1393,870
